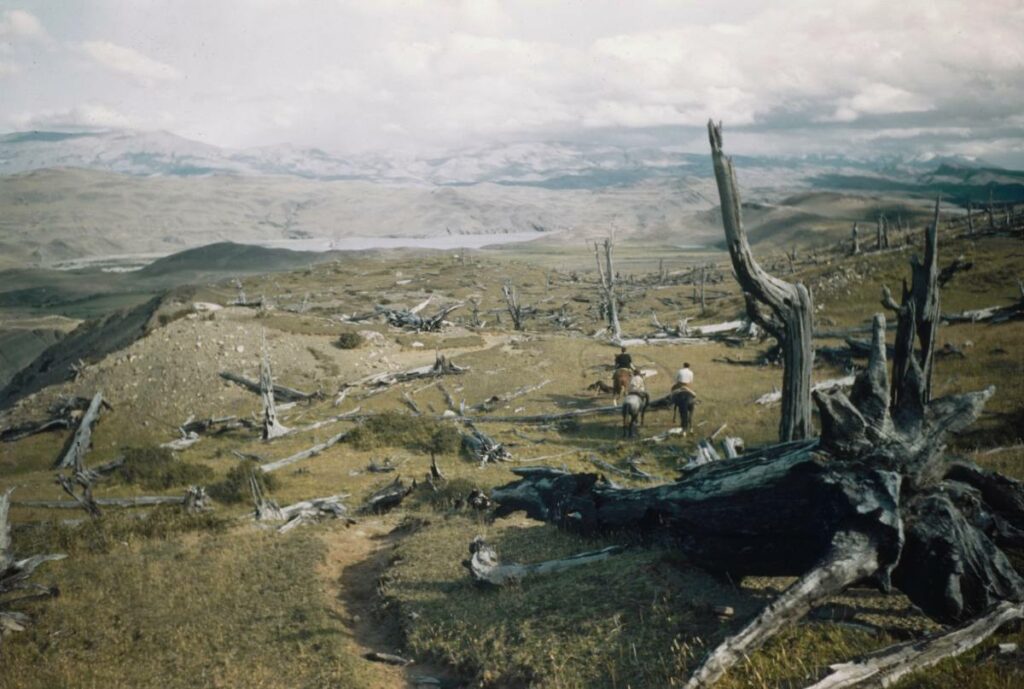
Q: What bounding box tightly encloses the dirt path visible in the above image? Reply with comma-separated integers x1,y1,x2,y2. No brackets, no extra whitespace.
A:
318,516,458,689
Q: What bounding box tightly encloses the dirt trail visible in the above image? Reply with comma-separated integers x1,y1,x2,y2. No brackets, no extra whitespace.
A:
318,516,458,689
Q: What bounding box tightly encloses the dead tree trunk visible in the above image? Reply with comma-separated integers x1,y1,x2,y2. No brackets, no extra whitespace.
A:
882,196,942,406
54,391,104,470
259,332,289,440
699,265,707,314
967,200,974,235
851,223,860,256
708,121,813,441
594,239,622,340
988,189,995,230
502,281,524,331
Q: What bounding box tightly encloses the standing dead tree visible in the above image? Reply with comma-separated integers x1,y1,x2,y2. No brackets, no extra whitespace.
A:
594,238,622,340
709,121,813,441
259,332,290,440
850,222,860,256
502,281,525,331
881,196,942,406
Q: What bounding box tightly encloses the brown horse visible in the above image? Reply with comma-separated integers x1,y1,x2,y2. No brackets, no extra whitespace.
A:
612,367,633,404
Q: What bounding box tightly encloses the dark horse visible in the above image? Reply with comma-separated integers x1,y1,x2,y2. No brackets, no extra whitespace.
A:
671,387,697,433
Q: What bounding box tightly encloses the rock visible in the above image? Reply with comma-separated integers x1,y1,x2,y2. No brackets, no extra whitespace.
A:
235,345,245,354
411,341,425,348
358,330,386,346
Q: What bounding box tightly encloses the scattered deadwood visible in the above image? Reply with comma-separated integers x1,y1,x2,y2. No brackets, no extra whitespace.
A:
219,371,318,402
502,281,526,331
942,280,1024,324
463,536,625,586
589,455,657,482
709,121,813,441
258,430,350,473
274,493,352,534
0,489,66,642
363,652,413,666
487,305,1022,688
1,418,71,443
53,391,104,470
382,300,463,332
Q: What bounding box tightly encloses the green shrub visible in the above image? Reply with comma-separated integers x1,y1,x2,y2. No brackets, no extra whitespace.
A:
415,477,484,511
335,331,365,349
208,460,278,504
116,446,214,490
348,413,461,454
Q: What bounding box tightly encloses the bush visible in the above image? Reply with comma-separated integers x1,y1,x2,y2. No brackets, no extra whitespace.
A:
335,331,365,349
208,461,279,504
116,446,214,490
348,413,461,454
415,477,484,512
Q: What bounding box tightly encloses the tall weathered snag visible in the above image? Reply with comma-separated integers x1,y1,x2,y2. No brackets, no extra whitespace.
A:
708,120,813,440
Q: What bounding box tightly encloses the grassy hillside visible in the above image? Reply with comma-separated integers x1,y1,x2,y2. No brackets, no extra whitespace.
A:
1,209,1022,689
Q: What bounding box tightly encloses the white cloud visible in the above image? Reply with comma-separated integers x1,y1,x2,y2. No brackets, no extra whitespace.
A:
14,103,133,130
80,41,181,85
0,61,19,77
0,9,46,40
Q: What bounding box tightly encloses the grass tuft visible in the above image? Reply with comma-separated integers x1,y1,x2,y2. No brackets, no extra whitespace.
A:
115,446,214,490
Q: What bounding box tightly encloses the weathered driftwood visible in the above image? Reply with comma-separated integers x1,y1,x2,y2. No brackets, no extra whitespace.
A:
806,600,1024,689
219,371,317,402
464,536,624,586
54,391,104,470
382,301,462,332
273,493,351,533
258,430,350,473
942,280,1024,324
487,309,1022,688
0,489,66,641
709,121,813,441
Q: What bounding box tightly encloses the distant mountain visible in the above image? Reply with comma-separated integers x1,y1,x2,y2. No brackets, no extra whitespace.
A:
0,127,927,189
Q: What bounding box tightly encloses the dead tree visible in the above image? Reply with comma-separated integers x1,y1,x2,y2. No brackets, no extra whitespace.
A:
709,121,813,441
876,213,889,250
699,265,707,314
850,222,860,256
502,281,525,331
54,391,104,469
259,332,289,440
988,189,995,230
594,238,622,340
881,196,942,406
487,308,1023,687
967,200,975,235
0,490,66,642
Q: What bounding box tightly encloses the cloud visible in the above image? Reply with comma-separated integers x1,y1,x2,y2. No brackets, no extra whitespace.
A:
14,103,133,130
80,41,181,85
0,9,47,41
0,61,19,77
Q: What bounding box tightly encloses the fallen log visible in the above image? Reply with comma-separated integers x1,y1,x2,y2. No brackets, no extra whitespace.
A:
464,536,625,586
487,313,1023,688
472,379,551,413
350,354,468,389
589,455,657,482
805,600,1024,689
462,426,511,465
258,430,350,473
54,391,104,470
359,477,413,514
15,490,205,509
1,418,71,443
218,371,318,402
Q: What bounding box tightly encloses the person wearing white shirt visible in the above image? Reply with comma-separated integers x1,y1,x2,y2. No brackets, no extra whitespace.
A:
674,363,694,388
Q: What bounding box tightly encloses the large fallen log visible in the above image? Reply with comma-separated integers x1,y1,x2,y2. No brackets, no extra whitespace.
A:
14,488,209,511
0,489,66,641
487,313,1023,687
349,354,468,389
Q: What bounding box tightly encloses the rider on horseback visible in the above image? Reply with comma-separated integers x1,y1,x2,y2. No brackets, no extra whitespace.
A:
616,346,649,409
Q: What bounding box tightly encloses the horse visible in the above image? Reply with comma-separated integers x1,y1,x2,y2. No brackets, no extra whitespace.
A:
612,367,633,405
671,386,697,434
621,373,649,438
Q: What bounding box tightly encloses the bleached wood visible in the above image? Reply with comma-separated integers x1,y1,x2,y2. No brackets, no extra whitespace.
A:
465,536,624,586
54,391,103,470
259,430,350,473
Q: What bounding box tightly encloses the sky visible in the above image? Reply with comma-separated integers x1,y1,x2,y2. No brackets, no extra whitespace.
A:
2,0,1024,164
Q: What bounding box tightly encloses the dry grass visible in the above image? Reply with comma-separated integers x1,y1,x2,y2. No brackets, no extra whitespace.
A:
1,221,1023,688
